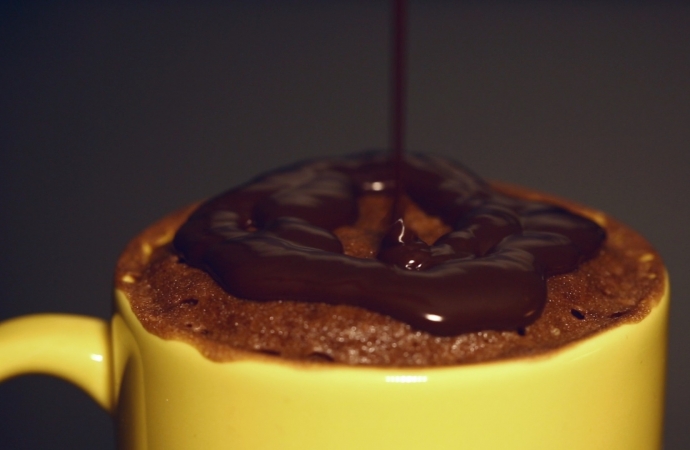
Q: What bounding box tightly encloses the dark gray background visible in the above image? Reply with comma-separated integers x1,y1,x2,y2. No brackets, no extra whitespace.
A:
1,1,688,448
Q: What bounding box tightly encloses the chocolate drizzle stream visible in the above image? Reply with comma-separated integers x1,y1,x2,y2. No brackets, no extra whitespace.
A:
390,0,407,222
173,151,606,336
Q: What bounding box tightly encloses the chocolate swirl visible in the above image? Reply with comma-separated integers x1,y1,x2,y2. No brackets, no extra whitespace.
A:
173,152,605,336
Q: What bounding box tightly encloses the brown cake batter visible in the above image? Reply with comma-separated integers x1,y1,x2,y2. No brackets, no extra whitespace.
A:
115,179,665,366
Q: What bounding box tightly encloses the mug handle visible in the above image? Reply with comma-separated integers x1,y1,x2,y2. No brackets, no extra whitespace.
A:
0,314,113,412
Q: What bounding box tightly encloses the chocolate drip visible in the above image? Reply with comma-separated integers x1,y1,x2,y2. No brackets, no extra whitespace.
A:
174,152,605,336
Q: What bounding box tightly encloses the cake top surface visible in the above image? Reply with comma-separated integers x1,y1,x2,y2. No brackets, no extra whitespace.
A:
115,154,665,366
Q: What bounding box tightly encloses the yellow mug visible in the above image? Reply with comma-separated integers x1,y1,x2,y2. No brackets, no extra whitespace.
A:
0,279,668,449
0,192,669,450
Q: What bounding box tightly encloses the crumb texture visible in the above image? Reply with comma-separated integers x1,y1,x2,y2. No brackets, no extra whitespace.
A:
115,184,665,366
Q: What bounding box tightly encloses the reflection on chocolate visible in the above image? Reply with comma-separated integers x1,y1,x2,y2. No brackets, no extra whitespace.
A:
173,151,605,336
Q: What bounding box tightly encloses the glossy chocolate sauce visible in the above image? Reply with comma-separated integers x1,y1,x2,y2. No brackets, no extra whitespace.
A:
172,1,605,337
173,1,603,336
173,151,606,336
